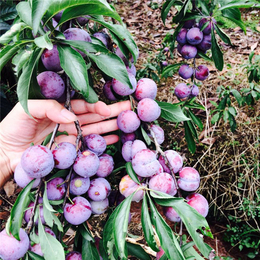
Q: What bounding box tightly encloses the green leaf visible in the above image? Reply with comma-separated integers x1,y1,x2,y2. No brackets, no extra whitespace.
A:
31,0,51,35
82,237,100,260
0,2,17,22
184,121,196,154
188,109,203,131
9,180,34,240
214,24,232,45
219,0,260,10
43,182,56,213
172,0,191,24
228,106,237,117
12,50,31,77
0,22,28,45
0,40,32,73
221,8,246,34
157,101,190,122
141,193,159,252
59,4,121,26
211,112,221,124
27,250,45,260
141,126,151,146
91,17,138,63
34,32,53,50
230,89,243,106
228,112,237,132
147,195,185,260
218,95,228,110
161,63,182,78
57,44,89,99
161,0,178,24
126,162,140,184
127,242,151,260
42,131,68,146
151,192,213,258
16,2,32,27
80,223,95,242
17,47,43,117
211,27,224,71
38,217,65,260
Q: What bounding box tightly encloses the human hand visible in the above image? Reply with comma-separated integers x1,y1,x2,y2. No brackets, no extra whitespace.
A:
0,99,131,187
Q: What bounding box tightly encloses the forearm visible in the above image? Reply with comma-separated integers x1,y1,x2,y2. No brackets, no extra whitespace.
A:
0,147,12,188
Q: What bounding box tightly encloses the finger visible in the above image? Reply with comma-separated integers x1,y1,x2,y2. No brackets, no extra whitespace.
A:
25,100,78,123
103,134,120,145
77,100,131,125
81,118,119,136
71,100,111,117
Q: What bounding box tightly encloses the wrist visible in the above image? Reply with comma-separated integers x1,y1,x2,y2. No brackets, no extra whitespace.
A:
0,146,12,188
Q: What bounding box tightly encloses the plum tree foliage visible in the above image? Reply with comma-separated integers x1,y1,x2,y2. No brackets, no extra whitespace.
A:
0,0,259,260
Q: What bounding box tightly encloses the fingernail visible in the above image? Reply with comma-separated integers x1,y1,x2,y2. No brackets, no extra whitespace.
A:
60,109,77,122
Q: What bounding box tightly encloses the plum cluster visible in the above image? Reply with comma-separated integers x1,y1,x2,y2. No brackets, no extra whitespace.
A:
109,74,209,223
7,133,114,259
174,17,215,100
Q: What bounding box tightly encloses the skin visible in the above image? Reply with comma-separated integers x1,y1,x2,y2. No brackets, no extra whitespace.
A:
0,99,131,188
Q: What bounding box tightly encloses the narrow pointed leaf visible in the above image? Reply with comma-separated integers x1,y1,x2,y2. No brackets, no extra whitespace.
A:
184,121,196,154
0,22,28,44
127,242,151,260
214,24,232,45
16,2,32,27
151,192,213,258
17,48,43,117
126,162,140,184
141,193,159,252
57,44,89,99
211,28,224,71
161,0,178,24
82,238,100,260
161,63,182,78
27,251,45,260
148,195,185,260
157,101,190,122
34,32,53,50
31,0,51,35
188,109,203,131
172,0,191,24
38,218,65,260
9,180,34,240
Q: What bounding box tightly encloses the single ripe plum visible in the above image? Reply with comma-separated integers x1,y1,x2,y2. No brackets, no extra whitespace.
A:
24,198,45,225
73,150,100,178
149,172,177,196
176,28,188,45
103,80,117,101
63,28,92,56
93,32,112,50
137,98,161,122
121,132,136,144
186,193,209,217
174,83,191,100
41,45,62,72
96,154,114,178
162,61,168,66
21,145,54,178
134,78,157,101
132,149,161,177
148,124,165,145
122,140,147,162
70,175,90,196
83,134,107,156
47,177,66,200
112,72,137,96
164,206,181,222
195,65,209,81
87,177,111,201
119,174,144,202
158,150,183,174
177,43,183,55
178,167,200,192
90,198,109,215
180,44,198,59
0,228,29,260
64,196,92,225
197,34,211,51
183,19,195,29
190,84,199,98
52,142,77,169
199,17,216,35
14,162,41,188
37,71,65,100
117,110,141,133
178,64,194,79
186,27,203,45
66,251,82,260
126,63,137,76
